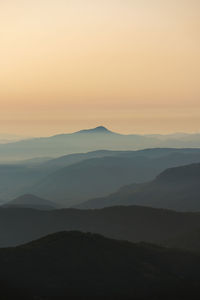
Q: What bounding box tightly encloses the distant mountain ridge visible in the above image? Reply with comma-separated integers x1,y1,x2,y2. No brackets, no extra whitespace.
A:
27,149,200,206
2,205,200,247
2,148,200,204
1,126,200,161
80,162,200,211
75,126,115,134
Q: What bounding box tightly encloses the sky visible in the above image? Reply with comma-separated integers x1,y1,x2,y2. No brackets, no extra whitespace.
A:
0,0,200,136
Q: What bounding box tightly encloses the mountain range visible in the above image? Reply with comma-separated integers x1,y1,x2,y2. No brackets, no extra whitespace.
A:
1,130,200,299
1,126,200,161
1,205,200,248
2,148,200,205
80,162,200,211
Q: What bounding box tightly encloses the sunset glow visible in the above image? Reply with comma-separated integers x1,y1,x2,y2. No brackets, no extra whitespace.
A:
1,0,200,135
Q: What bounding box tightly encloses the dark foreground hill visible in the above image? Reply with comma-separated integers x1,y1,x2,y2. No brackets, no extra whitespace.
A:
2,205,200,248
164,229,200,253
80,163,200,211
0,231,200,300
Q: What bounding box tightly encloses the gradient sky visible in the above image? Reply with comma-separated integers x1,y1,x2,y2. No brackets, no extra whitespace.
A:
0,0,200,136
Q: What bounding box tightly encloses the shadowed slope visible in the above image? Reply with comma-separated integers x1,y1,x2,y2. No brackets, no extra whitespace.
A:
80,163,200,211
2,205,200,247
28,151,200,206
0,231,200,299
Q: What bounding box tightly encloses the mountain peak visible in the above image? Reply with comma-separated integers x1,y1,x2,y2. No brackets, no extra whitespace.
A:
93,126,110,132
76,126,113,134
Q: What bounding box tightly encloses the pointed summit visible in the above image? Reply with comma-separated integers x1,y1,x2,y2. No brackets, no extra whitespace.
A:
92,126,110,132
76,126,113,134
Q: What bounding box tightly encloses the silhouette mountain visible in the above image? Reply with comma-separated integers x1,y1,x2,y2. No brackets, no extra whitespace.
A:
2,126,200,161
0,231,200,299
80,162,200,211
0,126,127,161
2,205,200,248
76,126,114,134
3,194,58,210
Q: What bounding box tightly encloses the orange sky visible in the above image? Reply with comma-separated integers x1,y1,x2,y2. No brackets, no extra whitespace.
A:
0,0,200,136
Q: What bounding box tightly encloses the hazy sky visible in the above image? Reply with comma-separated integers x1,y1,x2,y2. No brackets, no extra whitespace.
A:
0,0,200,136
